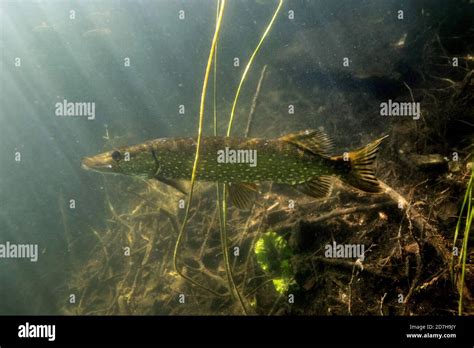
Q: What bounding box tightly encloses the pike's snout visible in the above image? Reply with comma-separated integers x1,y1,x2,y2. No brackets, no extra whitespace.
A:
81,155,114,172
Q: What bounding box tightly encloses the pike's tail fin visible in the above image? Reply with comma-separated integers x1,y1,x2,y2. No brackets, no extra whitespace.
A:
345,135,388,193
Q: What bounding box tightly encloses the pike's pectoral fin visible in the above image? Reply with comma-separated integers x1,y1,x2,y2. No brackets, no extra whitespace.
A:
154,177,188,195
279,129,334,157
295,176,334,198
228,183,258,209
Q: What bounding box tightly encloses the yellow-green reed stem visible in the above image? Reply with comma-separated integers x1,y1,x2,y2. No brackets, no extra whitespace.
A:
213,1,230,301
213,0,220,137
213,0,224,296
455,165,473,315
212,0,248,314
459,204,473,315
217,0,283,313
226,0,283,137
220,184,248,314
214,0,221,244
450,167,472,281
212,1,240,305
173,0,227,297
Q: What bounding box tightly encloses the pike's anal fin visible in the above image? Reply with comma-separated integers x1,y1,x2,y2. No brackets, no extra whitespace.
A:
295,176,334,198
228,183,258,209
154,176,188,195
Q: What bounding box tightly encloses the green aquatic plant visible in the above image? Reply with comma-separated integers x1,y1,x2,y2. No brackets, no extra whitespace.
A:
254,231,296,294
219,0,283,313
173,0,226,297
451,163,473,315
226,0,284,137
173,0,284,314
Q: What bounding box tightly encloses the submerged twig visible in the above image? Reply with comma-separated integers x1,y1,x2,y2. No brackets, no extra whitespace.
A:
59,191,73,265
379,180,451,266
245,65,267,138
89,227,110,277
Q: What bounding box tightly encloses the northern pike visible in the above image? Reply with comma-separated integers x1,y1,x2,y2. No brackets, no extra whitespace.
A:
81,130,387,208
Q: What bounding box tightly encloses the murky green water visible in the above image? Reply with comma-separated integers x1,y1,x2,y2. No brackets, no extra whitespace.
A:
1,0,472,315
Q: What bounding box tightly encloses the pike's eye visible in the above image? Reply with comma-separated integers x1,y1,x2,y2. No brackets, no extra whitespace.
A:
111,151,122,161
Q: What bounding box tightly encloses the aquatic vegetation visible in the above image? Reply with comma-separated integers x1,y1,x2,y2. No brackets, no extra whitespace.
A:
51,1,472,317
173,0,226,299
254,231,296,294
181,0,283,314
69,0,286,316
226,0,284,137
451,163,473,315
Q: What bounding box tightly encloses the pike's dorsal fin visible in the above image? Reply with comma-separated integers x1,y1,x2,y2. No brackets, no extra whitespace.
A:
295,176,334,198
279,129,334,157
228,183,258,209
154,177,188,195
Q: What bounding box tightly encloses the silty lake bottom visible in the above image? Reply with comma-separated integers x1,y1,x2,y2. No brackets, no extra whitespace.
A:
0,0,473,315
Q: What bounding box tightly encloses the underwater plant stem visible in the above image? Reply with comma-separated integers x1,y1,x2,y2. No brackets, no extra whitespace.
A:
268,290,286,316
58,191,73,264
456,165,473,315
89,226,110,276
221,184,248,314
216,0,283,314
173,0,227,297
216,177,248,312
451,165,473,280
226,0,283,136
459,207,473,315
213,0,220,137
199,206,218,259
245,64,267,138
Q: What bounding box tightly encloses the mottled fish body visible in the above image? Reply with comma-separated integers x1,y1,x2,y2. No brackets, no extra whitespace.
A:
82,130,387,208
